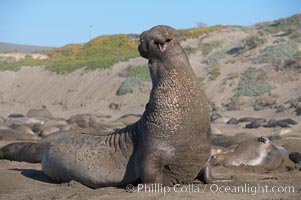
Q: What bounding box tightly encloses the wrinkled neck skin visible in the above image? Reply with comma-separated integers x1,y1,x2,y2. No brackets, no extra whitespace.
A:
141,40,208,139
148,40,195,87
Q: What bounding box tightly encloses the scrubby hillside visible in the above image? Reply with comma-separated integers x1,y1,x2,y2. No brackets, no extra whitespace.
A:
0,15,300,119
113,14,301,117
183,14,301,115
0,26,227,72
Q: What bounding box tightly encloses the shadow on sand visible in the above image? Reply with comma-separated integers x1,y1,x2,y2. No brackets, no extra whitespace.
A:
10,168,55,184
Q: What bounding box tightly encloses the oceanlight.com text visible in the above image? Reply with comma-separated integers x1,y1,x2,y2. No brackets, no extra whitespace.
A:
126,183,295,196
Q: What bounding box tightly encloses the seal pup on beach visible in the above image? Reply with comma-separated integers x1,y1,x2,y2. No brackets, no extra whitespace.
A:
213,137,288,170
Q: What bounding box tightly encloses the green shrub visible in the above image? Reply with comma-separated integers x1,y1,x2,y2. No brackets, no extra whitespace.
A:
255,42,298,67
235,67,275,97
289,30,301,43
126,65,149,77
178,26,230,40
184,47,197,55
0,56,44,71
205,51,226,65
294,51,301,60
46,34,139,72
259,14,301,35
264,23,298,35
116,65,150,96
209,67,221,80
198,76,205,85
274,38,286,44
241,35,266,50
204,42,242,65
0,34,140,73
227,72,240,80
199,41,222,56
116,76,143,96
225,39,263,56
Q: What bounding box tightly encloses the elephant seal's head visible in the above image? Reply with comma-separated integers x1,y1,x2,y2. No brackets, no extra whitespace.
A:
138,25,177,59
138,25,192,86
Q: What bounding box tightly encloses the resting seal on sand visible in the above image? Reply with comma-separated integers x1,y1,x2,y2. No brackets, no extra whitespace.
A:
1,25,218,188
0,128,37,141
0,142,50,163
26,106,53,119
213,137,288,170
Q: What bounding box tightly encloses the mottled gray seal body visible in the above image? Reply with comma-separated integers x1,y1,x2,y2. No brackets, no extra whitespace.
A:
41,25,211,188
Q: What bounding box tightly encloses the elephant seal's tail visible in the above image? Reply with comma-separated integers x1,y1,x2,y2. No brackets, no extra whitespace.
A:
0,142,50,163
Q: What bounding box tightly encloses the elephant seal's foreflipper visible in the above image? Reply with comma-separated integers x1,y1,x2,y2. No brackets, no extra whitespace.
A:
198,158,232,183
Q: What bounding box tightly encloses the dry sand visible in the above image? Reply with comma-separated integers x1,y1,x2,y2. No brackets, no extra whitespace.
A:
0,58,149,120
0,159,300,200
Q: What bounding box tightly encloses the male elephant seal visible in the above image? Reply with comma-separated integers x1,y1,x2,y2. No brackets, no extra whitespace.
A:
2,25,216,188
42,25,214,188
213,137,288,170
